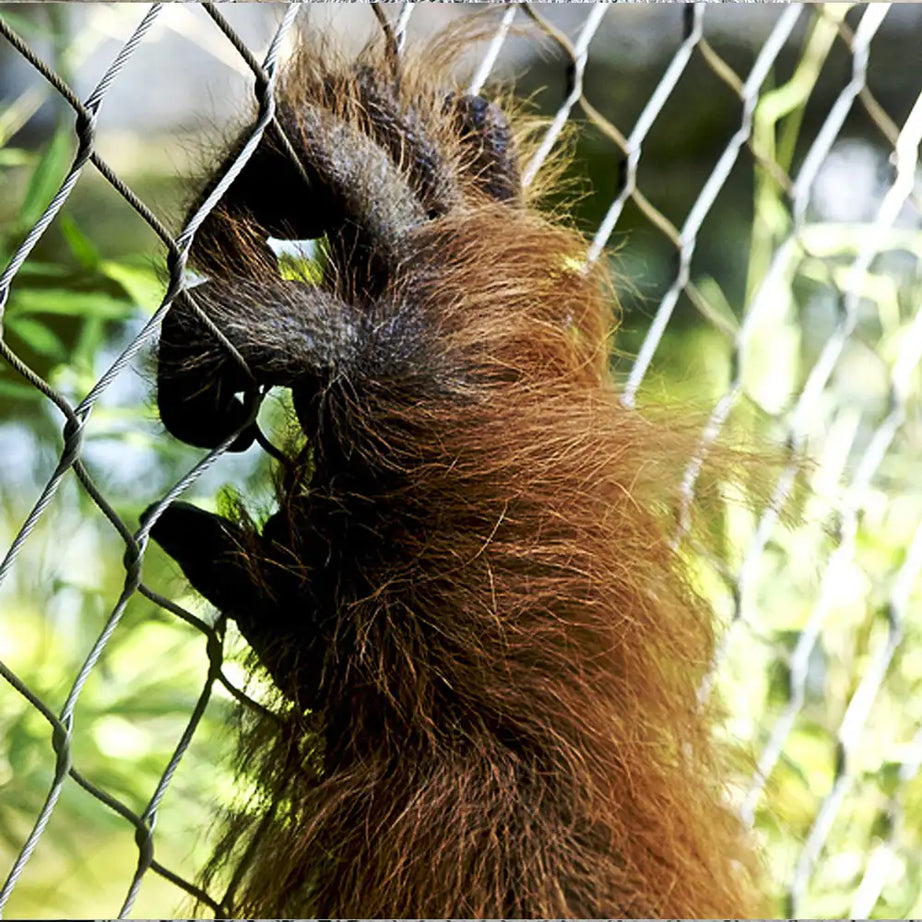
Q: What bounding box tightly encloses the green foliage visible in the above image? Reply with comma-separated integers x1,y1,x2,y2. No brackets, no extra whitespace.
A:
0,80,214,919
684,13,922,918
0,136,165,406
2,7,921,918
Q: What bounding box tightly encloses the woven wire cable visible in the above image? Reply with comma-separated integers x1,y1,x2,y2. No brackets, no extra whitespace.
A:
0,4,301,914
0,3,920,916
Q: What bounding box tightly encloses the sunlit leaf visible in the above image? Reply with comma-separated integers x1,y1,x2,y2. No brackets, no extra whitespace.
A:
100,259,165,313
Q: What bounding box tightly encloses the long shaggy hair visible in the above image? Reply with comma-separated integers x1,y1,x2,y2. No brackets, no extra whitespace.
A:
148,23,765,918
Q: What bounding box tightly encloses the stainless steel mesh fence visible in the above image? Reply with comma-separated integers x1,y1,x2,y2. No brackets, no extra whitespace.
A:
0,3,920,918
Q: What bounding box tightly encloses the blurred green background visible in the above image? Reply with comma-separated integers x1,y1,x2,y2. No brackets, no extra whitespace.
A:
1,3,921,917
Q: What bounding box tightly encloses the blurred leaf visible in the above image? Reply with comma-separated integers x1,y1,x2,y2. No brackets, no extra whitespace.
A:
5,316,66,361
690,275,740,336
0,379,43,402
100,259,164,312
0,148,31,168
9,288,134,320
18,129,72,231
4,261,71,279
70,315,106,379
0,10,47,37
59,214,100,271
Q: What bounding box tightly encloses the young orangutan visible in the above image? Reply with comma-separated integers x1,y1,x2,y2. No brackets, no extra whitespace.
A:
147,24,765,918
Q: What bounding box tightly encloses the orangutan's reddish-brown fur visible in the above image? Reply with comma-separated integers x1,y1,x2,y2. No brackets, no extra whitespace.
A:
148,27,765,918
